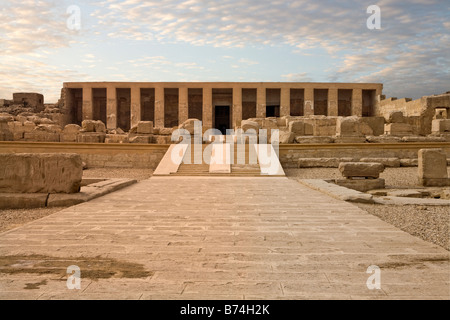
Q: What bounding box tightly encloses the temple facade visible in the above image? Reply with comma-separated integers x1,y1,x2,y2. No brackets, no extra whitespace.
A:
62,82,383,131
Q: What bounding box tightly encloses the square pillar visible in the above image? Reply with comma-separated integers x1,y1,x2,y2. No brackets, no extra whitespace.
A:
232,87,242,129
155,86,165,128
304,88,314,116
256,87,266,118
328,88,338,117
130,86,141,128
352,89,363,116
202,87,212,129
280,88,290,117
179,87,188,125
106,86,117,129
82,87,93,121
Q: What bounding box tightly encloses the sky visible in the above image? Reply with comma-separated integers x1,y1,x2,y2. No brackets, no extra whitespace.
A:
0,0,448,103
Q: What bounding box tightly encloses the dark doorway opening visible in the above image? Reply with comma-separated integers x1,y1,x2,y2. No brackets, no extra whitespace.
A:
215,106,230,135
266,105,280,118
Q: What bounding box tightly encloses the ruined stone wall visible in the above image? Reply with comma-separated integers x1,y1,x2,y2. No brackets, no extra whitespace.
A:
13,93,44,112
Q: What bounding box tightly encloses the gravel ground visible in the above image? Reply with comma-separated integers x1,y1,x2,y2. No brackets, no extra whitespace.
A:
0,207,65,233
285,167,450,251
356,204,449,251
0,169,153,233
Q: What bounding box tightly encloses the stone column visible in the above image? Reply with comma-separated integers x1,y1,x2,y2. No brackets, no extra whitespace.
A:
256,87,266,118
304,88,314,116
130,86,141,128
82,87,93,121
280,88,290,117
106,86,117,129
202,87,212,129
328,88,338,117
155,86,165,128
232,86,242,129
352,89,363,116
179,87,188,125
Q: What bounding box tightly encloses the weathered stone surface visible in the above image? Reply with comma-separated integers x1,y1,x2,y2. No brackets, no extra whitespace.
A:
400,159,418,167
0,153,82,194
289,121,305,135
241,120,260,133
334,137,367,144
385,123,413,136
360,157,401,168
366,135,402,143
401,136,446,143
295,136,334,144
278,131,295,144
105,134,129,144
418,149,448,180
431,119,450,134
63,124,81,134
155,135,172,144
178,119,198,135
158,128,174,136
137,121,154,134
339,162,385,179
34,124,61,133
81,120,106,133
60,133,78,143
23,121,35,133
360,117,385,136
388,111,405,124
0,115,14,123
336,116,373,137
0,193,48,209
130,135,152,144
298,158,340,168
77,133,106,143
335,178,385,192
24,132,60,142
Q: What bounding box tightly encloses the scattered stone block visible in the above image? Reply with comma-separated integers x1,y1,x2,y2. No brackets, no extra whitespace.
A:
339,162,385,179
334,137,367,144
400,159,418,167
335,179,385,192
289,121,305,135
137,121,154,134
279,131,295,144
418,148,450,187
0,153,82,194
155,135,172,144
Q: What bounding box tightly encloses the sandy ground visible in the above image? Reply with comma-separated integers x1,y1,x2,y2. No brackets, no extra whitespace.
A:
1,167,449,251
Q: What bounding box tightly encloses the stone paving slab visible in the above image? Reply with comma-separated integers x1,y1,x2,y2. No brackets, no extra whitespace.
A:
0,177,449,300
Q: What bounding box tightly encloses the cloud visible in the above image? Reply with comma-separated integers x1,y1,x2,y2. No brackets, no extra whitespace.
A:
281,73,314,82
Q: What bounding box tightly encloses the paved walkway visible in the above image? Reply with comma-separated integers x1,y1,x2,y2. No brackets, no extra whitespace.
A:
0,177,449,300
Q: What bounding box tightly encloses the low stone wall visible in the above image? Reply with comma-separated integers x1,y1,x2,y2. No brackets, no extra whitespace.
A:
279,143,450,168
0,142,168,169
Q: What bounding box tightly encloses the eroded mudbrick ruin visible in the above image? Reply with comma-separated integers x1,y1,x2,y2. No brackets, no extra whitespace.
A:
0,82,449,145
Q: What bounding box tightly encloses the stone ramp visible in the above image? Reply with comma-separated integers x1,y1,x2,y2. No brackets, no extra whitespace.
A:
0,177,448,300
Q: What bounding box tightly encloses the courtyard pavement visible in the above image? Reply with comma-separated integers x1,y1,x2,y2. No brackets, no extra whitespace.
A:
0,177,449,300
